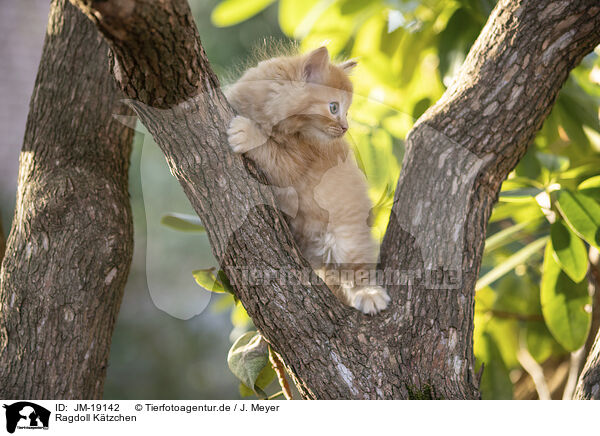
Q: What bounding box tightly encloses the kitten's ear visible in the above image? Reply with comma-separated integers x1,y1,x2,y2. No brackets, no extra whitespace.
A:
339,59,358,74
303,46,330,82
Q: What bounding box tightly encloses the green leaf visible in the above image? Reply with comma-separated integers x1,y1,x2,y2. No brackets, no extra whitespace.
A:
192,268,227,293
484,218,540,252
217,270,235,295
498,187,544,202
227,331,270,395
231,303,253,328
238,365,276,399
255,364,276,391
412,97,431,120
339,0,375,15
550,220,588,282
476,237,548,290
525,321,565,364
211,0,276,27
477,332,513,400
559,161,600,180
555,190,600,250
278,0,321,37
578,175,600,199
239,382,255,398
486,318,520,369
160,213,205,233
541,241,591,351
536,152,569,173
489,201,544,224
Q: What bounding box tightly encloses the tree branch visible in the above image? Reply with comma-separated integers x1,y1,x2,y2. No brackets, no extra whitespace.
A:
574,248,600,399
380,0,600,398
70,0,600,398
0,217,5,264
0,0,135,398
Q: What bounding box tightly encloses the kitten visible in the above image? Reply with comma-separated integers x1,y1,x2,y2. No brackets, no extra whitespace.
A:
225,46,390,315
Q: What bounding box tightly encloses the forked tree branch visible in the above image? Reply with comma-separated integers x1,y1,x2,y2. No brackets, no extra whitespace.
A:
70,0,600,399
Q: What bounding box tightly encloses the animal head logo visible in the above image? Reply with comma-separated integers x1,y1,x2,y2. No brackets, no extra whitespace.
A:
3,402,50,434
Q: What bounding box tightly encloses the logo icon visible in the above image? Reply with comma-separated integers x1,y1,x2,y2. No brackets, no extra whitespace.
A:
3,402,50,434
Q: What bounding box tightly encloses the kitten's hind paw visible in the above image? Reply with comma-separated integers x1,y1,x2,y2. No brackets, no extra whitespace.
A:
227,116,267,153
351,286,391,315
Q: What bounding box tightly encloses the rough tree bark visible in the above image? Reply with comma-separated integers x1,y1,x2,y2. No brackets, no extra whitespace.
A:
0,217,5,263
0,0,135,398
574,250,600,399
70,0,600,399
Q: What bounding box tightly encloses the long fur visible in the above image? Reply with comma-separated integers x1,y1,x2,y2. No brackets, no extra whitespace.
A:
225,46,390,315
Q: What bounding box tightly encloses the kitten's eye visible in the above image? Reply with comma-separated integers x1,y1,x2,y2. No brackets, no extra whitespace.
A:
329,102,339,114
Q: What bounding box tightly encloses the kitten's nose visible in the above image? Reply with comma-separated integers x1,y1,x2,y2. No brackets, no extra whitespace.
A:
340,124,348,133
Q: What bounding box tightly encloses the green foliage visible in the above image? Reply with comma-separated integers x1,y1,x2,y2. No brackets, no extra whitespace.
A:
227,331,272,398
476,237,548,290
212,0,276,27
550,220,588,282
206,0,600,399
160,213,206,233
541,242,591,351
192,268,235,295
476,332,513,400
555,190,600,250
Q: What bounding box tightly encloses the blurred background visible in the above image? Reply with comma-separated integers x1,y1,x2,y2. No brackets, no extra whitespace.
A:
1,0,599,399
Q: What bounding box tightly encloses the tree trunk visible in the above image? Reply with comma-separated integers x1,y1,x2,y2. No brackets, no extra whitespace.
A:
70,0,600,399
0,218,5,263
0,0,135,399
574,250,600,399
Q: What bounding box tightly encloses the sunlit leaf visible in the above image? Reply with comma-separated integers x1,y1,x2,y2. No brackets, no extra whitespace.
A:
555,190,600,250
499,187,544,203
578,175,600,199
192,268,227,293
559,161,600,180
279,0,324,38
489,201,545,223
211,0,276,27
161,213,205,233
231,303,253,328
525,321,566,364
541,242,591,351
550,220,588,282
339,0,376,15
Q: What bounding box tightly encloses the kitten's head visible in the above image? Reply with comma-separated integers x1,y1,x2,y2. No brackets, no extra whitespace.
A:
227,46,357,146
285,46,357,144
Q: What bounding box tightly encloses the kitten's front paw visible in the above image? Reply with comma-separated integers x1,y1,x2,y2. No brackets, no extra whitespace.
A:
351,286,390,315
227,116,267,153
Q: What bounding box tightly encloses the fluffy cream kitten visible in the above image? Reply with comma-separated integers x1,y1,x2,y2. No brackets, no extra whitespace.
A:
225,46,390,315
